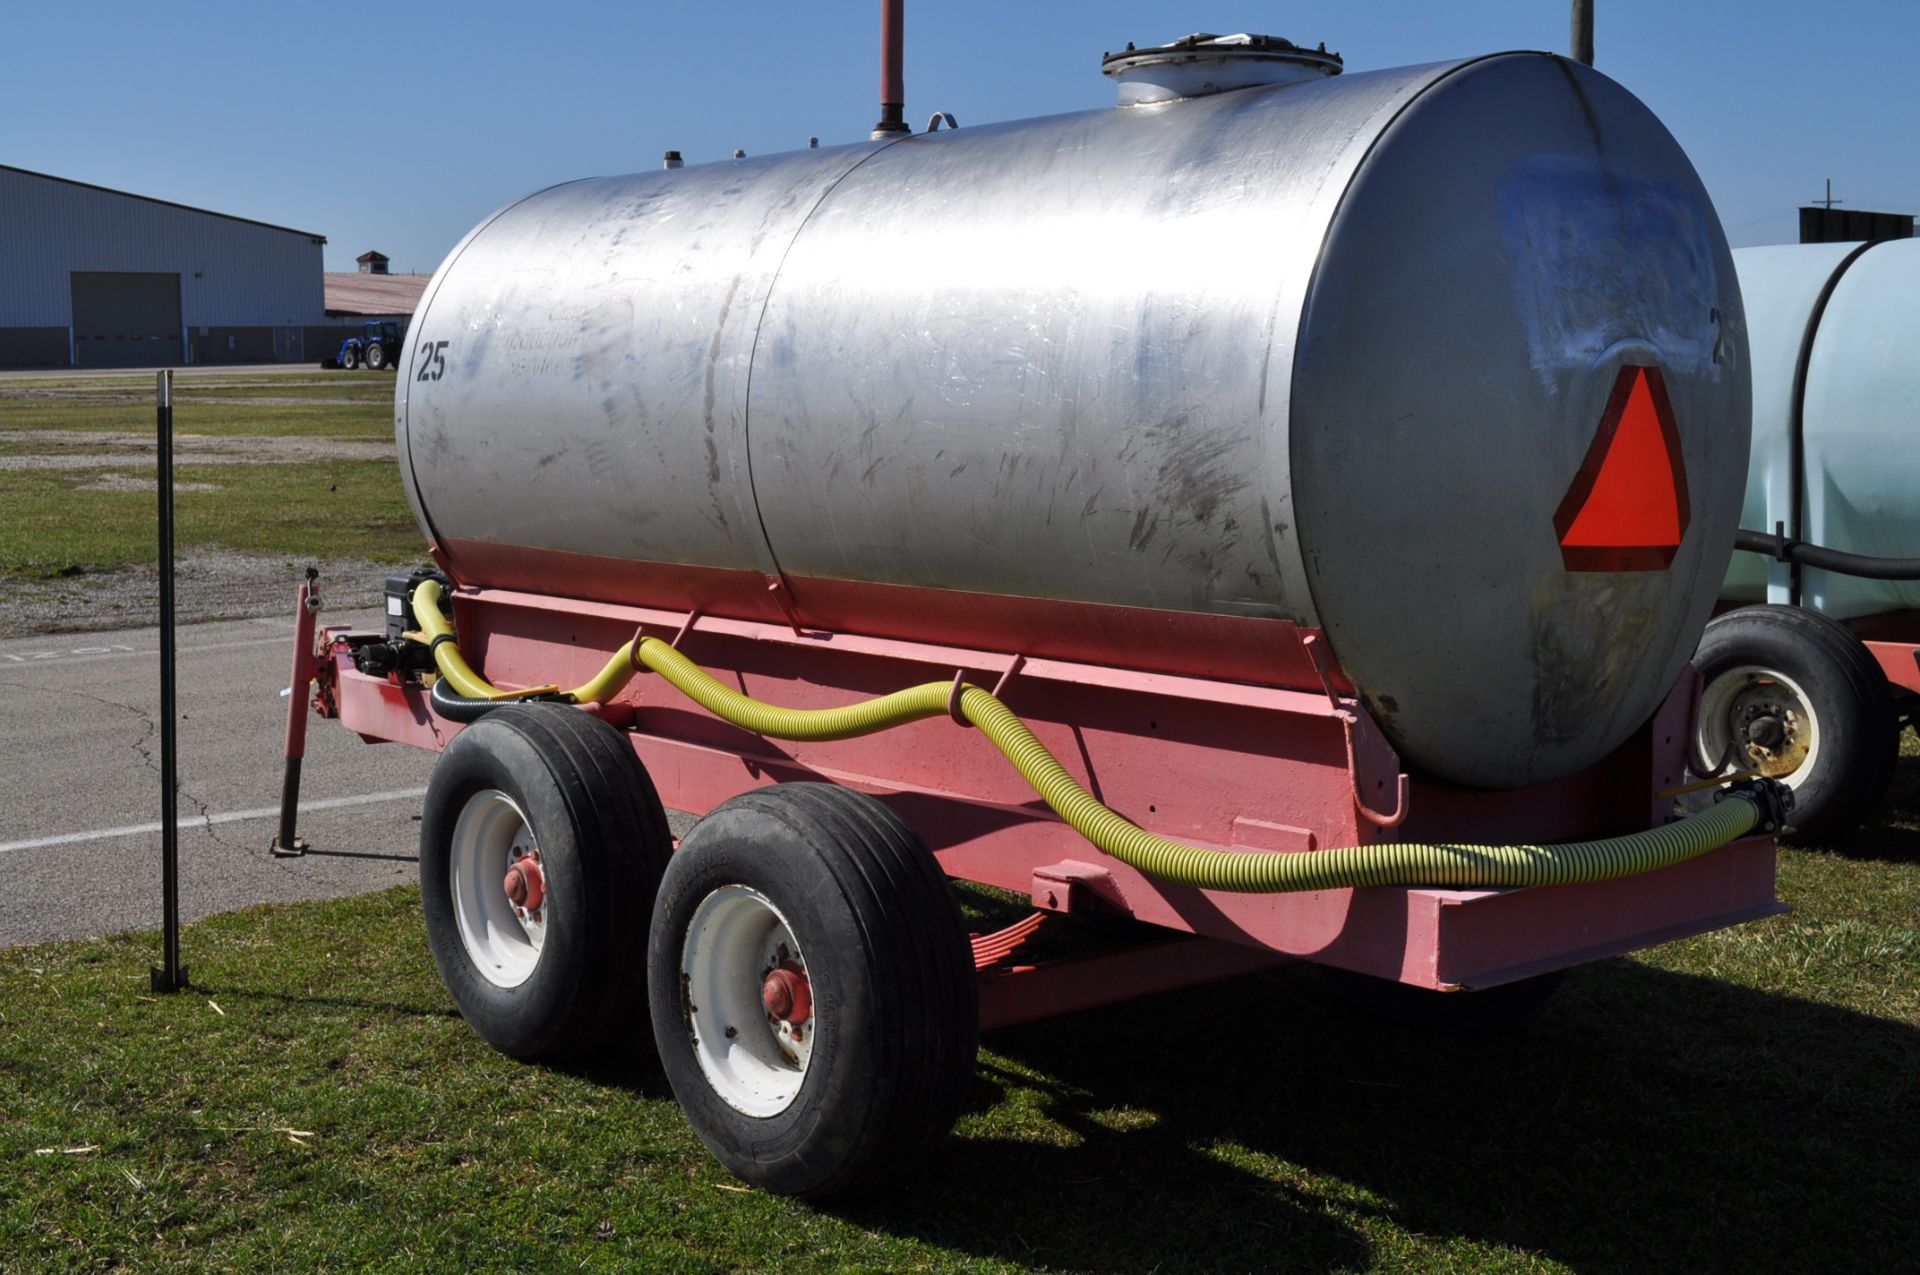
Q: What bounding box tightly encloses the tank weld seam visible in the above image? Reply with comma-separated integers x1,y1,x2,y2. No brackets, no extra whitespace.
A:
736,136,915,594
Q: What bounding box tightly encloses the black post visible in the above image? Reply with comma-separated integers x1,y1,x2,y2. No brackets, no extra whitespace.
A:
1571,0,1594,65
151,370,187,993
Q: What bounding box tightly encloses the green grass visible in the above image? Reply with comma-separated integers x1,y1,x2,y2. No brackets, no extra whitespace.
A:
0,374,417,580
0,374,395,401
0,461,420,577
3,747,1917,1272
0,392,393,441
175,380,400,404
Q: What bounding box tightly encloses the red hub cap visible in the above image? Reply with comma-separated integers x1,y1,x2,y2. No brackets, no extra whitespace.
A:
761,961,812,1025
503,855,546,912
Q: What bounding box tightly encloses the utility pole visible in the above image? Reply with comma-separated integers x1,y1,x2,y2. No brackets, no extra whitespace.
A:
1571,0,1594,65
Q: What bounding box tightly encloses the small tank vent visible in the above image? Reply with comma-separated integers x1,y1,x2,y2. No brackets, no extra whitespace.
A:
1101,32,1341,106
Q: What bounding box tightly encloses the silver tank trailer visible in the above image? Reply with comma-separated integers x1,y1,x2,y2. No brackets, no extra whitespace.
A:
397,47,1748,790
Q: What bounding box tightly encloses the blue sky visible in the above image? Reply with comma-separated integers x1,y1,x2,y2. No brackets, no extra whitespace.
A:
3,2,1915,274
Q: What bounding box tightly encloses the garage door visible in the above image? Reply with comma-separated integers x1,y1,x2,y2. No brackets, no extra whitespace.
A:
70,272,182,368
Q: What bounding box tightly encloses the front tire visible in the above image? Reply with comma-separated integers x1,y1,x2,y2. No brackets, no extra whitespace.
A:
1692,604,1897,843
340,346,360,370
420,703,672,1061
649,784,978,1198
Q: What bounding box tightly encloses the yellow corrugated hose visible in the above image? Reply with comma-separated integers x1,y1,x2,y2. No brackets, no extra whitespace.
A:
410,579,1768,894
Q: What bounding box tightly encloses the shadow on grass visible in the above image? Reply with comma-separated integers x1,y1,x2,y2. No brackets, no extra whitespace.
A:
1821,742,1920,862
832,959,1918,1274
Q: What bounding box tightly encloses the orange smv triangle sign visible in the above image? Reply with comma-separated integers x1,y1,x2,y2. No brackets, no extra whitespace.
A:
1553,364,1691,571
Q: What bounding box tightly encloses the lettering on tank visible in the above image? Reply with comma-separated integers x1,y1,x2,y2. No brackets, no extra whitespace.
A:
1500,154,1720,393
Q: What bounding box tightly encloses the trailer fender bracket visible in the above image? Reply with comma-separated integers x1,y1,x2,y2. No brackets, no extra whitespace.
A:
1032,859,1126,914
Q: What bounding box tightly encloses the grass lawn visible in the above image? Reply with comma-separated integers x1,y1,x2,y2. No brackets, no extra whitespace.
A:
0,462,420,579
0,371,397,402
0,374,418,580
2,741,1916,1273
0,375,396,442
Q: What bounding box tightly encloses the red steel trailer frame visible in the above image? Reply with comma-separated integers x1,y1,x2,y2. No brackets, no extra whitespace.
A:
287,576,1780,1027
1851,611,1920,700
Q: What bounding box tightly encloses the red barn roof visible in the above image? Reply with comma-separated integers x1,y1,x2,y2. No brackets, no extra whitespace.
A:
324,272,430,317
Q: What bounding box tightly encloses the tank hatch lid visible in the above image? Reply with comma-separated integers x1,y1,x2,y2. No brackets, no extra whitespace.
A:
1101,33,1342,105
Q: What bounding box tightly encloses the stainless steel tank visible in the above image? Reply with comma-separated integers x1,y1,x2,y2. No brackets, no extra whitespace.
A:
1724,239,1920,620
398,47,1748,789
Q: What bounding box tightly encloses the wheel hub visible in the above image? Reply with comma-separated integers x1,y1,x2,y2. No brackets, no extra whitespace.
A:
504,850,546,915
1735,689,1808,776
681,886,815,1117
1744,712,1787,753
1696,664,1822,795
447,789,547,989
761,961,812,1027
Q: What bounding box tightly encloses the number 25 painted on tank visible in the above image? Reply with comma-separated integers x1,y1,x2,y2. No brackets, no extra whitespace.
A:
416,340,449,382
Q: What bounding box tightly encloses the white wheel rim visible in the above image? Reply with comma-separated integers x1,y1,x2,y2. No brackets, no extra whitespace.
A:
681,885,815,1118
448,789,546,988
1697,664,1821,787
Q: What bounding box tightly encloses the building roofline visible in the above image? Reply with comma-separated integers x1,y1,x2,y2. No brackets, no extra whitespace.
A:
0,163,328,243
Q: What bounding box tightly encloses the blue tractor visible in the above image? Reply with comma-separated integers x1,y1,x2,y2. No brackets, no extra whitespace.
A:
336,320,401,371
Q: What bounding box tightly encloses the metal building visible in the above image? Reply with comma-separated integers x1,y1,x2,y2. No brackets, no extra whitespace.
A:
0,164,327,369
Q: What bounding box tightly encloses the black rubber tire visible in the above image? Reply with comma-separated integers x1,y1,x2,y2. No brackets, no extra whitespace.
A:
340,346,359,370
648,783,979,1199
364,340,386,371
1693,604,1897,843
1312,965,1565,1032
419,703,672,1062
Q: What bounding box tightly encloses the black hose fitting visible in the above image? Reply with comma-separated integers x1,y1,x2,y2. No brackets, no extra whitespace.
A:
1716,775,1795,834
353,637,436,679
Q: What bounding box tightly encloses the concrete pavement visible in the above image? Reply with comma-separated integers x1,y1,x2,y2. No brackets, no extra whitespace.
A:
0,609,693,948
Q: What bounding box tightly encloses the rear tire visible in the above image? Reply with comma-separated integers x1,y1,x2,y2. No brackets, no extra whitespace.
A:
649,783,978,1198
1692,604,1896,843
365,340,387,371
420,703,672,1062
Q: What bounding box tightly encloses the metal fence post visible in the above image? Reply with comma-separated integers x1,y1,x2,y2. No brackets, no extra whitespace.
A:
151,369,187,993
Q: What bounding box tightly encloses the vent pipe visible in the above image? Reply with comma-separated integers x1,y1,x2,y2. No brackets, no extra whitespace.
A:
871,0,909,138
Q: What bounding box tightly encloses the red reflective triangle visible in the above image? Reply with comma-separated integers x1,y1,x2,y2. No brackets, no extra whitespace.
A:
1553,364,1690,571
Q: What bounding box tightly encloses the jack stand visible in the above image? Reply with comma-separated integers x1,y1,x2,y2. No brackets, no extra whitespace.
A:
270,569,321,858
